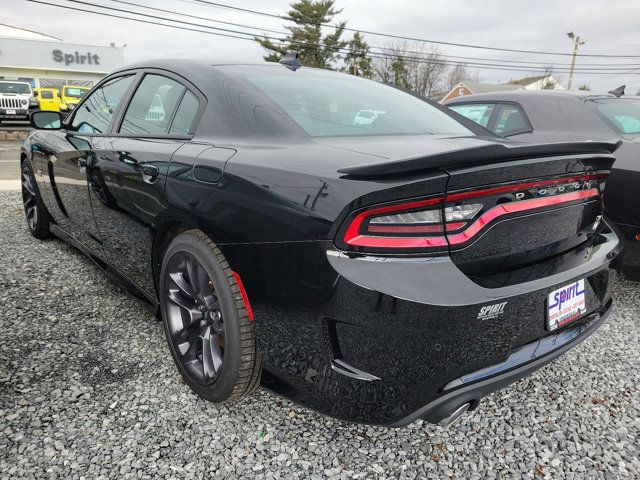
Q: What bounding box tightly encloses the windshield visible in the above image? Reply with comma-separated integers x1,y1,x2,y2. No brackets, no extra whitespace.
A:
0,82,31,95
64,87,89,98
594,100,640,135
238,67,471,137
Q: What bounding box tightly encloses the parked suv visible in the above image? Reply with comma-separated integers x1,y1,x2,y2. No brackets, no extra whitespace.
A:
34,88,61,112
60,85,91,114
0,80,37,122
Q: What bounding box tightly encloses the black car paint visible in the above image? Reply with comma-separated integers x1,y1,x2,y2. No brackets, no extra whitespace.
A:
445,91,640,279
23,61,620,425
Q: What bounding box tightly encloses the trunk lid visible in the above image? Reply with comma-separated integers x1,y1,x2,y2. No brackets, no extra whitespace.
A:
441,146,618,283
335,139,620,284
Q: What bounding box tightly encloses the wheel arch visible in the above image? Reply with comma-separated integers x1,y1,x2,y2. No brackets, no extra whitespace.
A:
151,215,233,294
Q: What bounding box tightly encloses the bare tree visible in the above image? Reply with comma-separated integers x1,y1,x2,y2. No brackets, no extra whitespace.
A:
542,65,563,89
373,42,448,97
373,41,408,85
407,45,447,97
445,63,480,92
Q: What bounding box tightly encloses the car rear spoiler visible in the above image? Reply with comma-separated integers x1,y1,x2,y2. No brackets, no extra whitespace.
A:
338,140,623,178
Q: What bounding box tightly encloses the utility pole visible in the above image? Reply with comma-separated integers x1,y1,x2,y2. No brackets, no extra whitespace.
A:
567,32,586,90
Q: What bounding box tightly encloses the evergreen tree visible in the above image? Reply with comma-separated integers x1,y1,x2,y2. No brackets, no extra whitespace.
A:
391,56,410,89
343,32,373,77
255,0,347,69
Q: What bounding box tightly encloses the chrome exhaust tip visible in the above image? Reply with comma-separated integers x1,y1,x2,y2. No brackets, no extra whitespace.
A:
437,402,472,427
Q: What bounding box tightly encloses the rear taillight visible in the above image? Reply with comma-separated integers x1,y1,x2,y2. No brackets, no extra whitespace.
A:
339,173,605,252
342,197,449,249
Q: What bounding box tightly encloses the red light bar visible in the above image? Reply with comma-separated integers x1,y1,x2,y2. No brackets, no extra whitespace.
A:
345,234,448,249
341,176,603,251
447,189,599,245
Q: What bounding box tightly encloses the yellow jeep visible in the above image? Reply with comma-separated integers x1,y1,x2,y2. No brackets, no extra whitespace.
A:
33,88,61,112
60,85,91,113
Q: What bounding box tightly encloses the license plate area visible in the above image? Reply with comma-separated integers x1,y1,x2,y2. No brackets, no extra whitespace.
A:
6,109,16,115
547,279,586,331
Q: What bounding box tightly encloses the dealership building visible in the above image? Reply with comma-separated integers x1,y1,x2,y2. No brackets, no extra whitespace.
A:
0,24,125,89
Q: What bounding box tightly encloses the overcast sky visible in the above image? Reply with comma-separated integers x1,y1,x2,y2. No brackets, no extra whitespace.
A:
4,0,640,93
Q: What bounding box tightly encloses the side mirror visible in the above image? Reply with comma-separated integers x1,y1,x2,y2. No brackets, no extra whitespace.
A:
30,111,62,130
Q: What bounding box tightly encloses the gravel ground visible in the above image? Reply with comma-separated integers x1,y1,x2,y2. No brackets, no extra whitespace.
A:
1,190,638,479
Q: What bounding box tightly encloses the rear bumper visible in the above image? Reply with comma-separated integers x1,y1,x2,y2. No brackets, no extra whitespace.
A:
327,227,621,306
0,109,29,119
390,301,612,426
224,227,618,426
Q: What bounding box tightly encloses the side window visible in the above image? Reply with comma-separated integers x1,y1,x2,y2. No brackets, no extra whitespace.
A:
169,91,200,135
120,74,186,135
448,103,495,128
494,104,530,135
70,75,133,134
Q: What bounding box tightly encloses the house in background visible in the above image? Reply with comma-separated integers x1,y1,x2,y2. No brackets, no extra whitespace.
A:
509,75,564,91
440,75,564,103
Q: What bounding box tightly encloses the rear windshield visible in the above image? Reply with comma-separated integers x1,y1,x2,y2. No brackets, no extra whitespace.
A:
238,67,471,137
64,87,89,98
0,82,31,94
593,100,640,135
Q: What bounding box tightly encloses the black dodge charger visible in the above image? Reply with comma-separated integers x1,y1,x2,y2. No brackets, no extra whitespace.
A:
22,59,621,426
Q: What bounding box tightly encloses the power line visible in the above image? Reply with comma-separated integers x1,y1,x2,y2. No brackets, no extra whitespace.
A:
190,0,640,59
106,0,286,35
106,0,640,69
27,0,640,75
33,0,640,72
27,0,259,40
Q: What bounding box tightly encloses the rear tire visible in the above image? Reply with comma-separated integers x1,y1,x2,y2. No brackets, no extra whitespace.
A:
21,161,52,239
159,230,261,402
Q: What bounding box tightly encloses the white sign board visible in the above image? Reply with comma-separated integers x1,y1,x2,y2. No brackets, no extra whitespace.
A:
0,37,124,73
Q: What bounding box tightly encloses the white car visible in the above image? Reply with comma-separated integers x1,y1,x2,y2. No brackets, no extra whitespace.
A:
353,109,386,125
0,81,36,122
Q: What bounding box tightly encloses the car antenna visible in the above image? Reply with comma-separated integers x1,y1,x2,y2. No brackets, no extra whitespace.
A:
279,51,302,71
608,85,625,98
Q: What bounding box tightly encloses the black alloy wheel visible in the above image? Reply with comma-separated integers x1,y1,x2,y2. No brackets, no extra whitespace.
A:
160,230,261,402
165,251,225,384
21,162,51,239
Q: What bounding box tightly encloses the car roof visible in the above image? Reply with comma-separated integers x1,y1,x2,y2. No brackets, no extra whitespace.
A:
445,89,640,104
111,58,281,74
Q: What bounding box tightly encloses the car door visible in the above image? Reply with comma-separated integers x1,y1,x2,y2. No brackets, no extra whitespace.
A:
87,71,205,296
38,89,60,112
40,74,137,252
